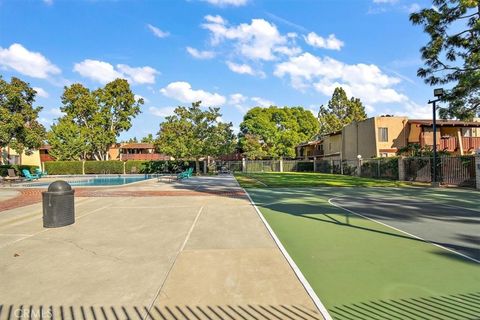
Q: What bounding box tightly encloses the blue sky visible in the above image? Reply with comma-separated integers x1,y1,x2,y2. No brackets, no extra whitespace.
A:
0,0,435,141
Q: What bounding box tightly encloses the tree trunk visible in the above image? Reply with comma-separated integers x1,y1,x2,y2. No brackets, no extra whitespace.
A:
195,158,200,176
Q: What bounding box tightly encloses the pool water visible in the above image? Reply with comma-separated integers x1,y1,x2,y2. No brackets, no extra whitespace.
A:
24,175,155,187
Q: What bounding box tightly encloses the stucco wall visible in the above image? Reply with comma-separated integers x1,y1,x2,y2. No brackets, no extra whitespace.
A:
21,150,41,167
324,134,342,156
342,118,377,159
376,116,408,156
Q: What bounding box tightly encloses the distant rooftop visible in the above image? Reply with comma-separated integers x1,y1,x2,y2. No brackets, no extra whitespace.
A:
120,143,155,149
409,119,480,127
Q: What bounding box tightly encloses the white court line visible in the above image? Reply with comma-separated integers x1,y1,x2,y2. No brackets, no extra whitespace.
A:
144,206,204,320
359,195,480,214
244,189,333,320
0,197,130,249
243,174,268,187
328,197,480,264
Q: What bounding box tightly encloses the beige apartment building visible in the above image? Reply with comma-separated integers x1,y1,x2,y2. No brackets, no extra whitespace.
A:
297,116,480,160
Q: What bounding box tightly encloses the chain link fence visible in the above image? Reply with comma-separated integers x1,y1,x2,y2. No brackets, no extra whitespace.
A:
214,156,477,188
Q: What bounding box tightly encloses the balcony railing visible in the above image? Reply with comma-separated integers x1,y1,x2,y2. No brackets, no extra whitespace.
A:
439,137,457,151
462,137,480,152
120,153,169,161
421,136,480,153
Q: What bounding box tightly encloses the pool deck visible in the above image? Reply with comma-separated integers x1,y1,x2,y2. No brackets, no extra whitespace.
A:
0,176,324,320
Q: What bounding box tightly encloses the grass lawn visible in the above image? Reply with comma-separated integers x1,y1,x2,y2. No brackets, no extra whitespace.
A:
237,174,480,320
235,172,424,188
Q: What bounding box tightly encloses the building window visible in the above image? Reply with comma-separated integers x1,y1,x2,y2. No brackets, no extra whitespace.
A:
378,127,388,142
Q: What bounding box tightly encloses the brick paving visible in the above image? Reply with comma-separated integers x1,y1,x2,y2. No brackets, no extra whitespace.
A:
0,188,246,213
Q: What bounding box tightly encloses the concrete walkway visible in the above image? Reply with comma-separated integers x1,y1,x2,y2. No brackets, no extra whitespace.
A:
0,176,323,320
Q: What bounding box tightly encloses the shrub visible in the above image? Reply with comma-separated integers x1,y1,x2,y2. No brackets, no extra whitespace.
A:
125,160,202,174
84,160,124,174
0,165,39,177
296,161,314,172
44,161,83,175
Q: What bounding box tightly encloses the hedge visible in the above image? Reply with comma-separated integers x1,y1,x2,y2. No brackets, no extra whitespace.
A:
42,160,206,175
0,165,39,177
84,160,124,174
44,161,83,175
125,160,203,174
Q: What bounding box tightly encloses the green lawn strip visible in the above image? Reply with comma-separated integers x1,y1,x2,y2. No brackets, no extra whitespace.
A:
234,174,267,188
246,188,480,312
235,172,412,188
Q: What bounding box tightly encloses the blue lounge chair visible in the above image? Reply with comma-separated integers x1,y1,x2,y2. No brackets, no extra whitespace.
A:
177,167,194,180
35,168,48,177
22,169,39,181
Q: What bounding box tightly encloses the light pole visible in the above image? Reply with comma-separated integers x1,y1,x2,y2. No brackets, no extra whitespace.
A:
428,88,444,187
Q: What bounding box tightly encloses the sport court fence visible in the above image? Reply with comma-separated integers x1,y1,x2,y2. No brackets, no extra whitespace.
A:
216,156,479,188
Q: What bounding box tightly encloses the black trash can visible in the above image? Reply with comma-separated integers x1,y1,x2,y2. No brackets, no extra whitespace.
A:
42,180,75,228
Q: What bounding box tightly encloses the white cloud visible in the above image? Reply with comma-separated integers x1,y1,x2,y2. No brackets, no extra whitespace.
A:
73,60,123,84
406,3,421,13
201,15,298,61
201,0,248,7
0,43,61,79
48,108,65,117
116,64,158,84
160,81,226,106
186,47,216,59
73,59,158,84
229,93,247,105
149,106,176,117
134,94,149,103
39,117,52,126
147,24,170,38
227,93,273,113
396,101,432,119
274,52,406,105
33,87,49,98
204,15,226,24
43,0,53,5
226,61,266,77
251,96,274,107
304,32,344,50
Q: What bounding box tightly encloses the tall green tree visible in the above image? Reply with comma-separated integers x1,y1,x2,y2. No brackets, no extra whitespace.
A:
410,0,480,119
48,79,142,160
156,101,236,172
239,106,319,159
317,87,367,135
47,117,88,161
141,134,154,143
0,76,46,162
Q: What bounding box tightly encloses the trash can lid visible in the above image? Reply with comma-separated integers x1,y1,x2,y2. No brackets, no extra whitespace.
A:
48,180,72,192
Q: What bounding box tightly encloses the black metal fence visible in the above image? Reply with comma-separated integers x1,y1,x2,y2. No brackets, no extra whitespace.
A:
214,156,477,188
404,156,476,187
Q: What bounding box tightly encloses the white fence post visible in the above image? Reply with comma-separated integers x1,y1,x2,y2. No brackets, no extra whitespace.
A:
313,157,317,172
476,156,480,190
82,160,85,175
279,158,283,172
123,161,126,174
242,158,246,173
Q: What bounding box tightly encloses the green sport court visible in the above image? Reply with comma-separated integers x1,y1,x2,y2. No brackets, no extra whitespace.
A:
237,172,480,320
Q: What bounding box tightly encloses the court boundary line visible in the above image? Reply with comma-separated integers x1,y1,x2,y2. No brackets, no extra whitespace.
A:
351,194,480,214
243,188,333,320
243,174,269,187
144,206,204,320
328,197,480,264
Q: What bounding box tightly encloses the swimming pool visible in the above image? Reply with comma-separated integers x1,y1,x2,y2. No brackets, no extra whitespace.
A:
22,175,156,187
